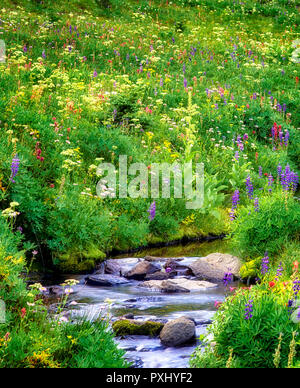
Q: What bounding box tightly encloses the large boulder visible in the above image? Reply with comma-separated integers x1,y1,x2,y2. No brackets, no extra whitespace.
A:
125,261,161,280
203,253,241,277
85,274,129,287
139,278,217,292
139,280,190,293
104,259,122,275
160,317,196,347
169,278,218,291
188,253,241,281
112,319,164,337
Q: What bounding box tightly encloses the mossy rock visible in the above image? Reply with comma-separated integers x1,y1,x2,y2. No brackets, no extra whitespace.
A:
112,319,164,337
55,247,106,273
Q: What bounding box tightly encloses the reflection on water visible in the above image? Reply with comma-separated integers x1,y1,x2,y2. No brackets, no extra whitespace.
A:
113,239,230,260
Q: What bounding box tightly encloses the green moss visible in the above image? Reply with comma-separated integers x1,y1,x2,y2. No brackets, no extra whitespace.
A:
112,320,164,337
55,246,106,273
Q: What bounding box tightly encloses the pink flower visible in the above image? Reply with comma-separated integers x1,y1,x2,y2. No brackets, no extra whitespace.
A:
214,301,222,309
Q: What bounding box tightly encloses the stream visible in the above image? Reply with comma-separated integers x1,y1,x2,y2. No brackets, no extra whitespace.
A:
49,240,235,368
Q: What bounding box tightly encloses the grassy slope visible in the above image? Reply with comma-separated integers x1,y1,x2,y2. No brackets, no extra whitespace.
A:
0,0,299,271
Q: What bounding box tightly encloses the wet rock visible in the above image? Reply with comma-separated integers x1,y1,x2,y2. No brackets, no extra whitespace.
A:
139,279,190,293
47,285,76,297
139,278,217,292
170,278,217,290
95,262,105,274
144,256,166,262
85,274,130,287
125,261,161,280
160,317,196,347
112,319,164,337
188,260,226,282
104,259,122,275
124,313,135,320
113,258,140,276
127,355,144,369
195,319,213,326
203,253,241,278
124,298,138,303
188,253,241,281
145,270,176,281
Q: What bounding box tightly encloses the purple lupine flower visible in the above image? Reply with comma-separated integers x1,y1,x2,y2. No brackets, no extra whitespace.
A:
258,166,262,178
284,130,289,146
234,151,239,162
275,262,283,281
268,174,273,192
277,163,282,177
261,252,269,275
223,272,233,286
42,50,46,59
246,175,254,200
184,78,188,88
10,155,20,183
244,299,253,320
288,299,294,315
148,201,156,221
254,197,259,212
237,135,244,151
243,133,248,141
160,78,164,87
290,172,299,192
93,69,98,78
292,279,300,298
230,190,240,221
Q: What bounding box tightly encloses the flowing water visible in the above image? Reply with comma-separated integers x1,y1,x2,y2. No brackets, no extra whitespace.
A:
54,240,234,368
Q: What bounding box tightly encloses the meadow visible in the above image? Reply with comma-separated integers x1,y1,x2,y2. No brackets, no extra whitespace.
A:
0,0,299,368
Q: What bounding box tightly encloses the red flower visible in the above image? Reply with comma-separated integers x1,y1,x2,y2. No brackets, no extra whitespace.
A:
293,261,299,271
21,308,26,319
269,281,275,288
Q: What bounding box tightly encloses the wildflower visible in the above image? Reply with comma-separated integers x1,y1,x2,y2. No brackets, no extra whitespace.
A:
261,252,269,275
254,197,259,212
244,299,253,320
10,155,20,183
275,262,283,280
214,301,222,309
292,278,300,297
293,261,299,272
148,201,156,221
245,175,254,200
21,308,26,319
268,174,273,192
269,281,276,288
234,151,239,162
223,272,233,286
230,189,240,221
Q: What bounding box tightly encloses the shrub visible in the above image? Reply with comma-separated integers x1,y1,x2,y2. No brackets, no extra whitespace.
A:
230,191,300,259
190,282,299,368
